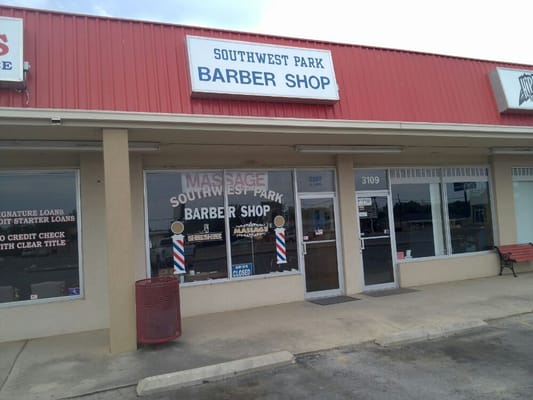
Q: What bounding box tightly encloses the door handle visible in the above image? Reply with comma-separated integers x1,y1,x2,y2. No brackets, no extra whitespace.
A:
302,242,307,255
360,238,365,250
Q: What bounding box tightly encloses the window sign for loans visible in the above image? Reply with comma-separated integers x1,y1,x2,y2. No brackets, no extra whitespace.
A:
186,36,339,103
0,171,80,304
145,170,298,284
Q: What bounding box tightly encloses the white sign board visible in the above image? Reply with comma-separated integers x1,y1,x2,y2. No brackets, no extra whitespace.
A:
489,67,533,113
0,17,23,83
186,35,339,103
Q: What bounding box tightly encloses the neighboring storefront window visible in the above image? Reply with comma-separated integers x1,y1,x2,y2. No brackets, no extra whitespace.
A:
392,183,446,258
446,181,493,254
145,170,297,283
0,171,80,304
512,167,533,242
390,167,494,259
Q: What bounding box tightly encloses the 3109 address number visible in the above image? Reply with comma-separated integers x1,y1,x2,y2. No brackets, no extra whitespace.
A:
361,176,381,185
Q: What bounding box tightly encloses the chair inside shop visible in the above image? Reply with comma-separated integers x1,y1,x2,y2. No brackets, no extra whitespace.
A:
31,281,66,299
0,286,15,303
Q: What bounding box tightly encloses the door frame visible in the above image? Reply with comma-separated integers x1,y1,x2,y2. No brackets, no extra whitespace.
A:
297,192,345,299
356,190,398,291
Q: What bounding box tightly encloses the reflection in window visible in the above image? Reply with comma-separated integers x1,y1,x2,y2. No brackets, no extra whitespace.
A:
0,171,80,304
392,183,446,258
300,198,336,241
513,181,533,242
146,171,228,283
359,197,390,238
228,171,297,277
446,182,493,254
296,170,335,192
390,167,494,259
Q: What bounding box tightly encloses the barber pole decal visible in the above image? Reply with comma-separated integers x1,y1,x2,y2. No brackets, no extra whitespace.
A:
172,234,186,274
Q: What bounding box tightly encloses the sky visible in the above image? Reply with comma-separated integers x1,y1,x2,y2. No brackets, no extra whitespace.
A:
1,0,533,65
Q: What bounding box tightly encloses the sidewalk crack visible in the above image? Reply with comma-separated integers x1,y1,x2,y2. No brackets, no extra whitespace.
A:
0,339,29,394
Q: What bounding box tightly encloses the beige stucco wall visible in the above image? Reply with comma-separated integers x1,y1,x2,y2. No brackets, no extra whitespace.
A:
398,252,500,287
490,156,517,245
336,155,362,294
0,153,109,343
180,274,304,317
3,128,532,343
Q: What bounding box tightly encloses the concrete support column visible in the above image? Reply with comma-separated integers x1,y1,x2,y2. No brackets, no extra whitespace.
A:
490,156,517,245
336,155,362,294
102,129,136,353
80,153,109,330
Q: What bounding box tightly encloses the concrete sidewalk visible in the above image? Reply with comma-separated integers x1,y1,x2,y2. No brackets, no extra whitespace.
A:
1,272,533,400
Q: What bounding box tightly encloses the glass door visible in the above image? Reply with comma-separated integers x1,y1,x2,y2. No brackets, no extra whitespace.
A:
299,196,342,297
357,193,397,289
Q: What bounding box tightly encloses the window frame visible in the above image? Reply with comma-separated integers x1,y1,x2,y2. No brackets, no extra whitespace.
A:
389,165,497,260
0,169,83,308
512,167,533,243
143,168,302,286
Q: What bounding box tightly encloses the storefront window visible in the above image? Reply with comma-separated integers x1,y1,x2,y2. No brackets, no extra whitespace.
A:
446,182,493,253
146,171,228,283
228,171,297,277
145,170,297,283
0,171,80,304
513,168,533,243
392,183,446,258
390,167,494,259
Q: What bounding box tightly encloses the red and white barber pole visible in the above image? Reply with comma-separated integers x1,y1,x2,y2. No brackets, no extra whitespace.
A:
275,227,287,264
274,215,287,264
172,234,186,274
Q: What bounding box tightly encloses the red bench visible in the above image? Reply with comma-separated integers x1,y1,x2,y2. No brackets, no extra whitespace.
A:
494,243,533,277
